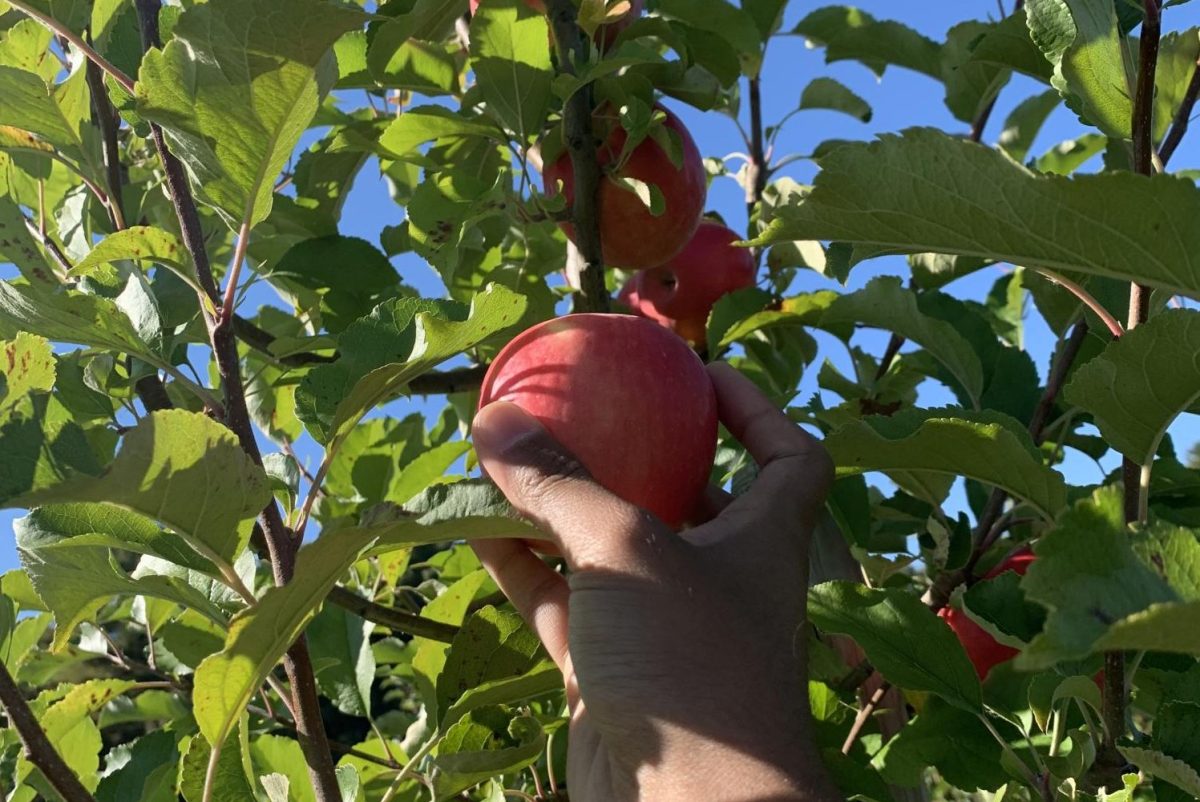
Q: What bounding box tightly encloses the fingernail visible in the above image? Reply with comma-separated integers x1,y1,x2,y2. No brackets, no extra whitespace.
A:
473,401,543,460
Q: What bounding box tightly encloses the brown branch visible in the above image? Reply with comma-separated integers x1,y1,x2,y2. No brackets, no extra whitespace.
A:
84,57,125,231
746,76,767,265
0,660,97,802
927,320,1091,609
840,683,890,755
327,587,461,643
544,0,608,313
134,3,340,798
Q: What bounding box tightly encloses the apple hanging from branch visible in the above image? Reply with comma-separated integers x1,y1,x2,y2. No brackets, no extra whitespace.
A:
544,103,706,270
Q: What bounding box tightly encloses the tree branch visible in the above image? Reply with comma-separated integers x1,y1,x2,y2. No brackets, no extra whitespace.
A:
0,660,97,802
327,587,462,643
840,683,889,755
1098,0,1162,781
927,320,1091,609
746,75,767,264
544,0,608,313
134,3,340,798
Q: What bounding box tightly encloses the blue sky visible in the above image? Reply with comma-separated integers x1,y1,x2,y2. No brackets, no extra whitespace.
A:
2,0,1199,573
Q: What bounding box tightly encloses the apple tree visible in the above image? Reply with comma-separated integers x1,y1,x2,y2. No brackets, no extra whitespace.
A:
0,0,1198,800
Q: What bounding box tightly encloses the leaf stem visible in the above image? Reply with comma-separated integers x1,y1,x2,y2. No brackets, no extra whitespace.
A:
1033,268,1124,338
0,659,97,802
219,222,251,328
544,0,608,312
839,682,889,754
1158,50,1200,165
7,0,136,93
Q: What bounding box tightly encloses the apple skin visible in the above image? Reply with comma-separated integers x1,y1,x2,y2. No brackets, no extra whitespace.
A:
620,221,755,344
478,313,718,529
544,104,706,270
939,546,1035,680
469,0,645,49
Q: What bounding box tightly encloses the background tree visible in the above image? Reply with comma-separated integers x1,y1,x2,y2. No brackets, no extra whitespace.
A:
0,0,1198,800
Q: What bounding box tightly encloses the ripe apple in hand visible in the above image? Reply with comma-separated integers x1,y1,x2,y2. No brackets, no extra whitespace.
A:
544,104,706,270
478,313,717,528
620,221,756,344
939,546,1035,680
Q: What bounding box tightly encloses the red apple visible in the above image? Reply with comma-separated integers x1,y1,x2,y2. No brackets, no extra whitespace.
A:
939,546,1035,680
478,313,718,528
469,0,644,50
621,221,755,344
544,104,706,270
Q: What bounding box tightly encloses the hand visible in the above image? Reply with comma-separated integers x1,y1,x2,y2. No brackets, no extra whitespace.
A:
472,363,840,802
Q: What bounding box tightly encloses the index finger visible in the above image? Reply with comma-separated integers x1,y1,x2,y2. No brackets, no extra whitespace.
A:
707,362,834,523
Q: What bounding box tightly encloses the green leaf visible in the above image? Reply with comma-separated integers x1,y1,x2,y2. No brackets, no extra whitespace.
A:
0,197,60,285
999,89,1063,162
1025,0,1131,139
657,0,764,77
438,606,558,729
298,284,525,446
970,9,1055,83
1019,487,1177,669
378,105,504,160
1120,746,1200,797
1155,29,1200,142
74,226,197,291
192,527,377,747
367,0,466,87
0,63,91,167
0,281,160,365
1033,132,1107,174
95,730,178,802
16,542,226,649
808,581,982,711
1065,310,1200,465
798,77,872,122
940,20,1011,124
432,707,546,797
17,679,134,793
962,570,1047,647
0,393,101,506
179,728,255,802
17,410,270,566
388,439,471,505
307,603,375,718
822,277,985,407
250,735,317,802
469,0,552,144
16,503,214,574
752,129,1200,298
791,6,942,79
135,0,367,228
824,408,1067,519
413,569,493,723
0,331,54,415
875,697,1008,791
269,235,403,333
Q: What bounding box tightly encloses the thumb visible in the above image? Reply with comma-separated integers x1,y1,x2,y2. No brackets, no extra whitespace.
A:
473,401,668,573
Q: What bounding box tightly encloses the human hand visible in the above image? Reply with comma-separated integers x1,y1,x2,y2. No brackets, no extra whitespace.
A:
472,363,840,802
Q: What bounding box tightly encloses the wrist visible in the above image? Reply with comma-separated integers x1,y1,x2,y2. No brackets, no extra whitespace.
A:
632,724,837,802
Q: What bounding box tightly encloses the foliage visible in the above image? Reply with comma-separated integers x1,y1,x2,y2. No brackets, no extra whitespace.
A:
0,0,1198,800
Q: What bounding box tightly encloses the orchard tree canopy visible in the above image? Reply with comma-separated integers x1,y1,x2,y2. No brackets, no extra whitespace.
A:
0,0,1199,800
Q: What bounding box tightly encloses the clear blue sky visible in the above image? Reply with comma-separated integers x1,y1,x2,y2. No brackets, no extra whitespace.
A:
2,0,1199,573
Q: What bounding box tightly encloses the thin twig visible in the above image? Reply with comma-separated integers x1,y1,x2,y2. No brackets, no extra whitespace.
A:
7,0,135,92
746,76,767,263
328,587,461,643
1033,269,1124,338
219,223,251,327
544,0,608,312
83,56,126,231
0,660,97,802
840,683,889,754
